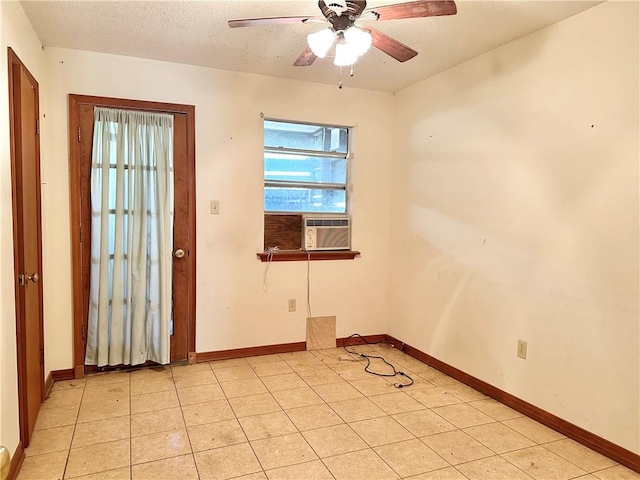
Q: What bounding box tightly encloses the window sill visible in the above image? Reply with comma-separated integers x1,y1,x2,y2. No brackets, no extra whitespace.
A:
257,250,360,262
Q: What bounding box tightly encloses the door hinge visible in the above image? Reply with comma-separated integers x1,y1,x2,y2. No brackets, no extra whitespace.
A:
40,348,44,365
82,324,86,341
35,119,40,135
80,223,83,244
77,126,81,143
18,274,25,286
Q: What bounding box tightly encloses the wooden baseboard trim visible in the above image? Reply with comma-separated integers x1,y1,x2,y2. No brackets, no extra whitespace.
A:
385,335,640,473
196,341,307,363
51,368,75,382
337,334,387,347
44,371,54,399
7,442,24,480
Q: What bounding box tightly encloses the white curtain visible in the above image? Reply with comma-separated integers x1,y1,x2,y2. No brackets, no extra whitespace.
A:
85,107,174,367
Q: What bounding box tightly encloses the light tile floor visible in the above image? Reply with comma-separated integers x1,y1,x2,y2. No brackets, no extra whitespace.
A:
17,344,639,480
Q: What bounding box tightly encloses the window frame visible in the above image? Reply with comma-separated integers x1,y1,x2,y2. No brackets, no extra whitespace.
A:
263,117,352,216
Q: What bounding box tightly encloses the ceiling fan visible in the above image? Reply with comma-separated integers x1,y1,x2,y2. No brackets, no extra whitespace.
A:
229,0,457,68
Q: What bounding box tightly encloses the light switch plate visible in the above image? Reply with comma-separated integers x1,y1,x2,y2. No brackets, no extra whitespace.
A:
517,340,527,359
210,200,220,215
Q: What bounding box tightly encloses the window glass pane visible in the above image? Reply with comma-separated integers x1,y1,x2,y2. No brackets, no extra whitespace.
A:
265,187,346,214
107,167,131,211
108,167,117,210
264,120,348,153
265,153,346,184
107,212,129,256
108,212,115,254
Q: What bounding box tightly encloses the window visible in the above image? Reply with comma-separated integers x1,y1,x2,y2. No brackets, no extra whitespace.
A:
264,119,350,214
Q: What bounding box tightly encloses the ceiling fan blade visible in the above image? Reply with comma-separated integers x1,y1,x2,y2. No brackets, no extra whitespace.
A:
228,16,314,28
366,27,418,62
364,0,456,21
293,47,318,67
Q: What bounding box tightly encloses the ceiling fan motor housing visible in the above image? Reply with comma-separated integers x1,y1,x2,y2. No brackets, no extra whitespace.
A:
320,0,367,31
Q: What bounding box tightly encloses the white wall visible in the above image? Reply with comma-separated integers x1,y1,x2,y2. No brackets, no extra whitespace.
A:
0,0,47,457
390,1,639,453
43,47,394,370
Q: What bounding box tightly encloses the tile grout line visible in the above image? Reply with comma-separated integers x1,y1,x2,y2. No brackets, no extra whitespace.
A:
129,371,133,480
441,420,539,466
172,363,201,480
213,358,268,478
62,380,85,479
520,442,599,476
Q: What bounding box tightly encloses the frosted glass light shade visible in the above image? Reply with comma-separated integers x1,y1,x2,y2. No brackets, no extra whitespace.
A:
307,28,335,58
343,27,372,58
334,42,359,67
334,27,372,67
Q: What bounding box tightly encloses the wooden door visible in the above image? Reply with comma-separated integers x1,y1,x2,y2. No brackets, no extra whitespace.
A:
170,112,191,362
69,96,196,373
8,49,45,447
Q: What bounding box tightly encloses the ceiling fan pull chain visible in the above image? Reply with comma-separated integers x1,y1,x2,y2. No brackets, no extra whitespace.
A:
338,66,343,89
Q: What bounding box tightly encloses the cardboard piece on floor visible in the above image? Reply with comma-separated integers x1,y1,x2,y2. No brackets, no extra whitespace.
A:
306,316,336,350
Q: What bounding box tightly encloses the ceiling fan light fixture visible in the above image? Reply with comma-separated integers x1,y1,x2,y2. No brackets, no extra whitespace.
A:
307,27,335,58
230,0,458,71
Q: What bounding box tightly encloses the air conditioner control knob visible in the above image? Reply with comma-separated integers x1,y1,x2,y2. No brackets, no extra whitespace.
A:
307,229,313,236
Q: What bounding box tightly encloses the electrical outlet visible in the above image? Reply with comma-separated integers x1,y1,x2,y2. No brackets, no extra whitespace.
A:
288,299,296,312
210,200,220,215
517,340,527,359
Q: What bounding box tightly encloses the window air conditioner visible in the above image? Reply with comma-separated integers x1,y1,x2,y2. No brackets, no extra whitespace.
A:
302,216,351,251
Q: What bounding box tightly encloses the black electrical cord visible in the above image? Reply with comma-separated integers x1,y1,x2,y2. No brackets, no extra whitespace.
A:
342,333,414,389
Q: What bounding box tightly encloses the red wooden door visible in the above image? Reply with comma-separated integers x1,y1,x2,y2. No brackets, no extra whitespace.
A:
9,49,45,447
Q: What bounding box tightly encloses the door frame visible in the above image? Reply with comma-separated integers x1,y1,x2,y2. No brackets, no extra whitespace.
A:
68,94,196,378
8,47,45,447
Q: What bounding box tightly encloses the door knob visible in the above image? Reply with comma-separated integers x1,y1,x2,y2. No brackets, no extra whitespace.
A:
26,272,39,283
174,249,185,259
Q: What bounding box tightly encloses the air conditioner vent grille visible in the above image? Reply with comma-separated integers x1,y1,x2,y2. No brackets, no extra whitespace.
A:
306,219,349,227
316,227,349,249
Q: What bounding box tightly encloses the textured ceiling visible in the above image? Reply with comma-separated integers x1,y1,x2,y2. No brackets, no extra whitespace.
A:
21,0,601,92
